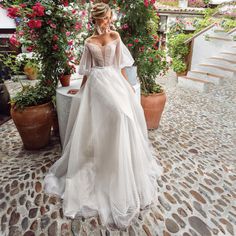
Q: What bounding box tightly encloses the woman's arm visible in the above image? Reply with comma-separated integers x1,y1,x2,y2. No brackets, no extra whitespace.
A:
67,75,87,94
121,68,135,93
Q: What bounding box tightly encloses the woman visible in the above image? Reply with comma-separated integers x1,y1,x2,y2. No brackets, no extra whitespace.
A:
44,3,162,229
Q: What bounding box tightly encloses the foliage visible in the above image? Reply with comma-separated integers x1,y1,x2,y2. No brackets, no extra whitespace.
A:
167,33,191,73
172,58,187,73
10,83,53,110
2,0,87,109
188,0,206,8
116,0,169,94
159,0,178,7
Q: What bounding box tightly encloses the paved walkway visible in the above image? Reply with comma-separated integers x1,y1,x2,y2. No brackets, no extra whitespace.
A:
0,72,236,236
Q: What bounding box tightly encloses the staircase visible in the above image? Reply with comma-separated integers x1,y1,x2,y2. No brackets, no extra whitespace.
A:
178,26,236,92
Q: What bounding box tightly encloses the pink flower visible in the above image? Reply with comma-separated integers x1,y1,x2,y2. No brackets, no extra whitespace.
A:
75,22,82,31
18,31,24,36
150,0,156,4
72,9,77,14
53,35,59,41
7,7,19,18
127,43,133,47
149,58,153,62
66,32,71,37
32,2,45,17
68,40,73,46
50,23,57,29
134,39,139,43
122,24,129,30
9,34,20,47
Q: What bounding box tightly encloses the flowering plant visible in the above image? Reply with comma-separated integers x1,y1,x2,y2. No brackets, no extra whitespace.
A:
62,62,76,75
2,0,87,108
116,0,169,95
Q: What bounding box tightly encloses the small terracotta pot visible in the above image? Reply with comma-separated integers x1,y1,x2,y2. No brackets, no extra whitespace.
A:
11,102,53,150
176,71,187,77
60,74,71,87
141,92,166,129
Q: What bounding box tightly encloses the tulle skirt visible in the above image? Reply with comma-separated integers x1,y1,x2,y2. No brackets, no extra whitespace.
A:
44,66,163,229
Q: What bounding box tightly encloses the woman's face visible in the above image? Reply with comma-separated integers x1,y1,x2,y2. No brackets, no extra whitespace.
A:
96,10,112,30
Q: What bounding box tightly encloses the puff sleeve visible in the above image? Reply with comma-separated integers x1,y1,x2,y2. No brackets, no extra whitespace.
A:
115,37,134,69
78,44,92,76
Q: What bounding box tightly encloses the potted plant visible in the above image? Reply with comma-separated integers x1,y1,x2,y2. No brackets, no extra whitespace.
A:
59,62,76,87
116,0,169,129
2,0,86,149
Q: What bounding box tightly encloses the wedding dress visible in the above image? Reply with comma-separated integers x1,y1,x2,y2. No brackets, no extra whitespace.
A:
44,36,163,229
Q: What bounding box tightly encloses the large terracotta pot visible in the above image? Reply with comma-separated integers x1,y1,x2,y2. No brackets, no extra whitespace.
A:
59,74,71,87
141,92,166,129
11,102,53,150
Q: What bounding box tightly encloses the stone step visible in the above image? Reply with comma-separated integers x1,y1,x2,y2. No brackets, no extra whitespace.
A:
178,76,211,92
187,70,224,85
197,64,235,78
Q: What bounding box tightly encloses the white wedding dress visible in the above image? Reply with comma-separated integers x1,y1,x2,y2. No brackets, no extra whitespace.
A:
44,36,163,229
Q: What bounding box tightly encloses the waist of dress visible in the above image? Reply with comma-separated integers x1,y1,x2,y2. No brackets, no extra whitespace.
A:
91,65,117,70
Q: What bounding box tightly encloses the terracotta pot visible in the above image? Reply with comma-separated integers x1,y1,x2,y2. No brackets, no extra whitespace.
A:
60,74,71,87
141,92,166,129
0,83,11,116
11,102,53,150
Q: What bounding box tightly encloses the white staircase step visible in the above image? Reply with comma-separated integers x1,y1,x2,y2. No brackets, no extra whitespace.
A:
197,64,235,78
210,56,236,64
178,76,211,92
208,36,232,41
207,57,236,68
187,70,224,85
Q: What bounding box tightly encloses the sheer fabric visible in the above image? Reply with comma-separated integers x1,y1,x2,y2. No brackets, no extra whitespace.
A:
44,36,162,229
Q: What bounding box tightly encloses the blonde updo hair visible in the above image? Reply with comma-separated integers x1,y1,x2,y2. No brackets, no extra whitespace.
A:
91,3,111,23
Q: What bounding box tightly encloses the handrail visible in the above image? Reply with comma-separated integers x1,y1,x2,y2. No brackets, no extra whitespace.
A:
184,23,216,44
228,27,236,35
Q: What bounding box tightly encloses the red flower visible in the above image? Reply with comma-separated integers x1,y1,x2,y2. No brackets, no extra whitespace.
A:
26,46,34,52
134,39,139,43
63,0,69,6
19,4,27,8
28,20,42,29
32,2,45,17
144,0,149,7
149,58,153,62
53,44,59,51
7,7,19,18
127,43,133,47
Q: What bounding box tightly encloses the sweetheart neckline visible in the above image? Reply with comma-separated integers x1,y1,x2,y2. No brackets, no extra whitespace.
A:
85,38,119,48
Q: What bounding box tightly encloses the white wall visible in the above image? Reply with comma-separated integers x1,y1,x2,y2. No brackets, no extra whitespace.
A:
210,0,233,4
0,8,16,29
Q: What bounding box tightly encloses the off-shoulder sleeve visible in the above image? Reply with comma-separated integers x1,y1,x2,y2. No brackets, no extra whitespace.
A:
78,44,92,75
115,37,134,69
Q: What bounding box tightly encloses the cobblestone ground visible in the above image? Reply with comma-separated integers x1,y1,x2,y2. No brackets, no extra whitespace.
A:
0,72,236,236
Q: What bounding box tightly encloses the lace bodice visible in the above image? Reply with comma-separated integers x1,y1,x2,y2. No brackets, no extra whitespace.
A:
79,37,134,75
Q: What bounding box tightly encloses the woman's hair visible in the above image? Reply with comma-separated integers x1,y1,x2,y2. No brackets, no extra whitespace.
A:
91,3,111,24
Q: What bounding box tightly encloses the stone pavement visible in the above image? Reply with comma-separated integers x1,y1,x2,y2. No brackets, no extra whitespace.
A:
0,72,236,236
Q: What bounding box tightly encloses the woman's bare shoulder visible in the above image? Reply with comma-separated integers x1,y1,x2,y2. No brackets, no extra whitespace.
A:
110,31,120,40
85,35,97,44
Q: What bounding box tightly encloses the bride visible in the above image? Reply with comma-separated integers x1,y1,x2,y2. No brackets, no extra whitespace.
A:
44,2,163,229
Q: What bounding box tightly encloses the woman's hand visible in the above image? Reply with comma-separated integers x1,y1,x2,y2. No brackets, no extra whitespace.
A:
67,89,79,95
